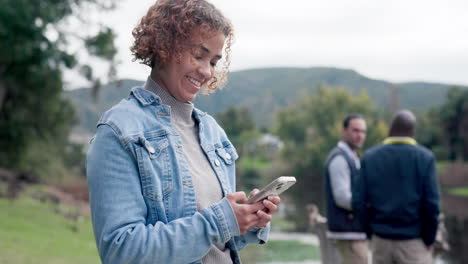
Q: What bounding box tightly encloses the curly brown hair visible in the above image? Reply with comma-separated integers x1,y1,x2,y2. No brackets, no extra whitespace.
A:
131,0,234,93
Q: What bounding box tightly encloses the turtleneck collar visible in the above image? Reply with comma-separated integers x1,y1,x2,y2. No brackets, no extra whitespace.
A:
144,76,194,126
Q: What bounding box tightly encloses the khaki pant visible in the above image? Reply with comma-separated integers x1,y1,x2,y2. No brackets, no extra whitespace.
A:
371,235,432,264
335,240,369,264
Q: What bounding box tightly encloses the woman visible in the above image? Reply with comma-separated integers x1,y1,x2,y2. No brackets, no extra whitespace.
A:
86,0,281,263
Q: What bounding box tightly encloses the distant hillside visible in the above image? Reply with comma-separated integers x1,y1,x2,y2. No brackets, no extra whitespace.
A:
65,67,466,135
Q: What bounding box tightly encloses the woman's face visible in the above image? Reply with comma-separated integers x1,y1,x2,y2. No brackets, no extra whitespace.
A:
157,32,226,102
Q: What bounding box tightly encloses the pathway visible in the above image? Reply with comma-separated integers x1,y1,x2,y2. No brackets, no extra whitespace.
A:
268,232,319,246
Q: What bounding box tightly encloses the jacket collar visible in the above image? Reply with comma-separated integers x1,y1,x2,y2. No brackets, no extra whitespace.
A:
130,86,162,106
130,86,207,120
383,137,417,145
191,107,206,122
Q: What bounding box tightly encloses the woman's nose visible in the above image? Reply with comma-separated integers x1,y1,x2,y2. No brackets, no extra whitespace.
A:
198,61,212,79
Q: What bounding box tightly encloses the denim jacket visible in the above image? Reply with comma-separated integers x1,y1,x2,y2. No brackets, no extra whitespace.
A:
86,87,269,264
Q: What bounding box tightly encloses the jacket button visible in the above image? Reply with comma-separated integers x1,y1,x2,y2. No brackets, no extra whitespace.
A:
214,159,221,167
225,153,232,160
147,146,155,154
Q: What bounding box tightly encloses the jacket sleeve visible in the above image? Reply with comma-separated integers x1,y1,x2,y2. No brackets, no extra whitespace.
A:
352,158,372,238
420,155,440,246
232,224,271,251
87,124,240,264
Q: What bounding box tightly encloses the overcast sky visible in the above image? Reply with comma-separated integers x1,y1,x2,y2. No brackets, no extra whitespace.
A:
86,0,468,86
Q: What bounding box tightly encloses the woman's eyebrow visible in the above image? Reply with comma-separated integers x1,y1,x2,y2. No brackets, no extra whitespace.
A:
201,45,222,59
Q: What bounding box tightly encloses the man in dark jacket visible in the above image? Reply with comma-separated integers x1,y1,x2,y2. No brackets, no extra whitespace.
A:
324,113,368,264
353,110,440,264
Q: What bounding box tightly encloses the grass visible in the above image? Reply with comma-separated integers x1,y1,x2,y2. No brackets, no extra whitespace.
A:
270,215,297,232
241,240,320,263
0,187,319,264
448,186,468,197
0,196,100,264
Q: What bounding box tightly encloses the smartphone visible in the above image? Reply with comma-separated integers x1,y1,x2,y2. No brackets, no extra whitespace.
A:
247,176,297,203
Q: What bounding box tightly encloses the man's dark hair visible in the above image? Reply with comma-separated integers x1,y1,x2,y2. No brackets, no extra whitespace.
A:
343,113,364,129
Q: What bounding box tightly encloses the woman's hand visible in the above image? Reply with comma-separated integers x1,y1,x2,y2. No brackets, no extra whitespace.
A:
248,189,281,228
226,192,265,234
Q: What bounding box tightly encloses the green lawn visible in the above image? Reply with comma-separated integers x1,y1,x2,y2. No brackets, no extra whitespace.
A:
448,186,468,197
241,240,320,263
0,197,100,264
0,192,319,264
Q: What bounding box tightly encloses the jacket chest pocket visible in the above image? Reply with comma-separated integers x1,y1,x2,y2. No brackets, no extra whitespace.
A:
215,145,237,165
211,143,239,193
135,133,172,202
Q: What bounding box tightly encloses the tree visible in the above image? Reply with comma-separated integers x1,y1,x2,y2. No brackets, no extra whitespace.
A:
416,87,468,161
275,86,387,229
215,106,255,147
0,0,117,179
215,106,258,159
414,109,446,159
438,87,468,161
215,106,262,189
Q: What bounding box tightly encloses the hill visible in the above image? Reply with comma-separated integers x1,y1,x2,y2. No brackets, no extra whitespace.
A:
65,67,466,135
